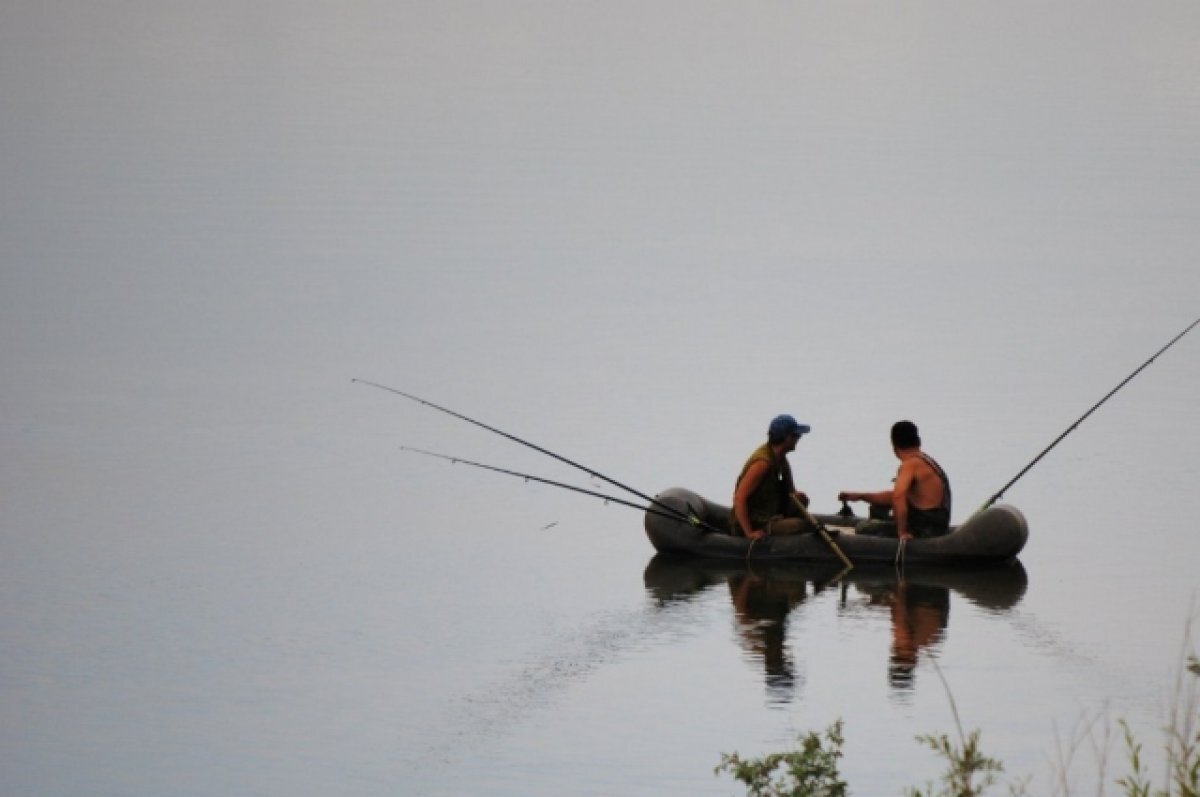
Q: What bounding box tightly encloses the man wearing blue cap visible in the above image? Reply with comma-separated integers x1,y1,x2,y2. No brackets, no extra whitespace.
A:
731,414,816,541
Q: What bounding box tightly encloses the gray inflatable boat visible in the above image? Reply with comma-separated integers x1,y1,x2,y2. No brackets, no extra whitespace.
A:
644,487,1028,566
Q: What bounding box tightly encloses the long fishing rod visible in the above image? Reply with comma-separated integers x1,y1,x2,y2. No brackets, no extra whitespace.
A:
400,446,704,526
979,314,1200,512
354,379,723,533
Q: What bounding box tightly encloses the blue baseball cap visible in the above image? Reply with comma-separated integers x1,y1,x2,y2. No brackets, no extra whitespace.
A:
769,414,811,439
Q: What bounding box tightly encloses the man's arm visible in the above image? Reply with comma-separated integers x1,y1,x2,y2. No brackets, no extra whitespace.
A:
733,459,769,540
892,460,917,540
837,489,892,506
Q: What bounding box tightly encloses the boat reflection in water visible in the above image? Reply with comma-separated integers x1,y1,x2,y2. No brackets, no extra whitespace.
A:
643,555,1028,702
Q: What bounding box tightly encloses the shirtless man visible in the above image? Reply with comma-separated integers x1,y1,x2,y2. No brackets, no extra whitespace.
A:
838,420,951,541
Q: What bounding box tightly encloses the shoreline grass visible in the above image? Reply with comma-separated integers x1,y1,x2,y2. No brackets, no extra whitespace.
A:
717,619,1199,797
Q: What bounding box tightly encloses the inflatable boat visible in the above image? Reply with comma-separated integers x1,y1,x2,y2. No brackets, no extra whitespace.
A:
644,487,1028,566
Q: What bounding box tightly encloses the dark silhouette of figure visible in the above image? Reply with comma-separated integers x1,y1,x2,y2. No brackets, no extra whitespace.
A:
727,569,810,703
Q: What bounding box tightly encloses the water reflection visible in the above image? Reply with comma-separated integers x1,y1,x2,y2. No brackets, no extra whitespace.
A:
644,556,1027,702
861,579,950,691
726,567,811,702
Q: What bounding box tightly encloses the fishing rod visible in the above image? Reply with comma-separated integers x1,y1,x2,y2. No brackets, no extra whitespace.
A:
399,446,706,526
979,314,1200,513
790,494,853,570
354,379,725,533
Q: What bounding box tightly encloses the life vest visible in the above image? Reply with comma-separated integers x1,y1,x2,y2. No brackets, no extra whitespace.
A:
731,443,794,534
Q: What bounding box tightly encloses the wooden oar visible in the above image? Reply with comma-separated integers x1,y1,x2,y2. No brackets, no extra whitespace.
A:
791,494,853,570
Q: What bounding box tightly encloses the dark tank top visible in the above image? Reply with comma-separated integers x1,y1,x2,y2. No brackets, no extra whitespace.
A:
908,453,951,536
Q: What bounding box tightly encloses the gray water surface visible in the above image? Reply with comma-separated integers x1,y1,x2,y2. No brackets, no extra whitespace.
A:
3,3,1199,795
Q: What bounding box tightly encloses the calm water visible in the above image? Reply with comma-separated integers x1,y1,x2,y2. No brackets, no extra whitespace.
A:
3,3,1199,795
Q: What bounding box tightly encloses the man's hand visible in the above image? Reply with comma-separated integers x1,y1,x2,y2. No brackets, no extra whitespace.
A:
747,528,766,541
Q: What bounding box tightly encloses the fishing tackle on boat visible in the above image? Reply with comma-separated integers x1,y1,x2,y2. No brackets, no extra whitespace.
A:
353,379,722,533
399,446,718,528
790,494,853,569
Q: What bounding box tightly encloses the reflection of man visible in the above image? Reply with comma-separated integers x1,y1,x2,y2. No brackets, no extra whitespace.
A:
885,581,949,690
728,571,807,702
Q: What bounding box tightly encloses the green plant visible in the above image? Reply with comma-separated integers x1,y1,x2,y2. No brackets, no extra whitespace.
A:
905,729,1008,797
1163,654,1200,797
1112,636,1200,797
714,720,848,797
716,622,1199,796
1116,719,1154,797
902,654,1023,797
